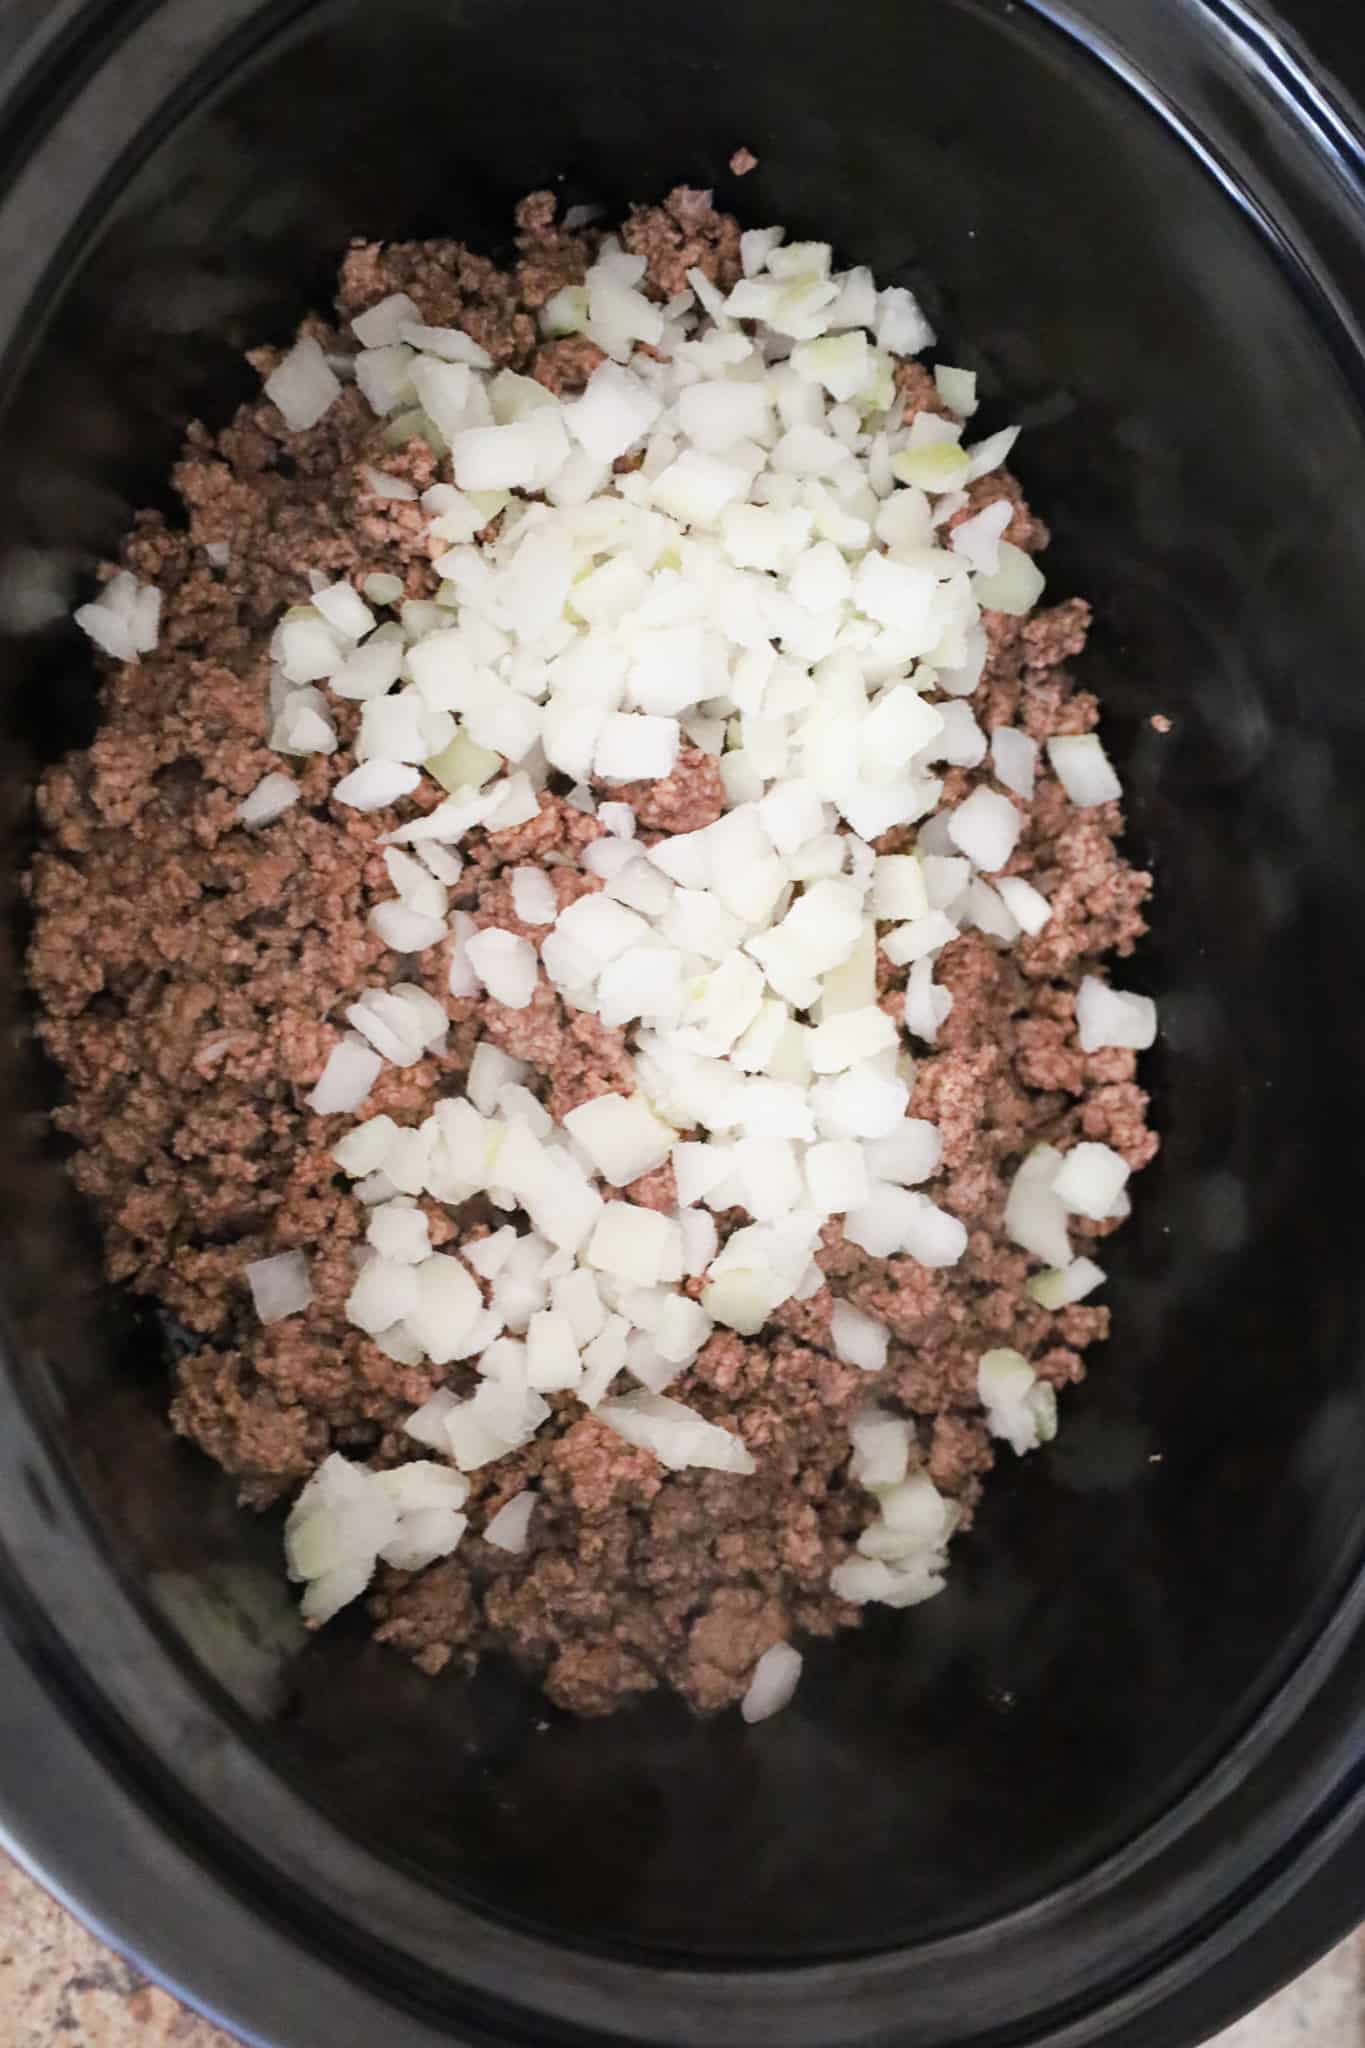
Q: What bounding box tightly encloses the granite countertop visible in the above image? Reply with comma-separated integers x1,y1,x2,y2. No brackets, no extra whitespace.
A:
1,1848,1360,2047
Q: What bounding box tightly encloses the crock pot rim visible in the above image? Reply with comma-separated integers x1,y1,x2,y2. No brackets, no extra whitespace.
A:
1,3,1364,2045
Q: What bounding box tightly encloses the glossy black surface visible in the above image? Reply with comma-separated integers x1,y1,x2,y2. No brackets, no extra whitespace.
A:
1,1,1365,2042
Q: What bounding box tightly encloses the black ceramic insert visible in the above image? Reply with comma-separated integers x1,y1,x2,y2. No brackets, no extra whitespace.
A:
1,2,1364,2044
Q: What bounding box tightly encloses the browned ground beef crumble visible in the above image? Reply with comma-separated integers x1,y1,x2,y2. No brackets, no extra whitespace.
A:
26,188,1155,1716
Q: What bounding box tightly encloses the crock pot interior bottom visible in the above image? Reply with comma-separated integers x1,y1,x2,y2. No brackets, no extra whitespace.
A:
2,0,1364,1967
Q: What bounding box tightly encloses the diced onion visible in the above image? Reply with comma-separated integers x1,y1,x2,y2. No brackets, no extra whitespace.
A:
264,336,342,431
1047,733,1123,807
247,1251,312,1324
741,1642,803,1723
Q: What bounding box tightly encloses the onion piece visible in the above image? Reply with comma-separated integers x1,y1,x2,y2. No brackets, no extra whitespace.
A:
1027,1258,1106,1310
946,786,1022,872
484,1491,537,1553
830,1299,888,1373
464,929,539,1008
237,772,299,828
1051,1141,1130,1220
1075,975,1157,1052
264,336,342,431
741,1642,803,1724
1047,733,1122,807
595,1391,756,1474
934,364,978,416
990,726,1038,799
246,1251,312,1324
1004,1146,1072,1267
307,1037,383,1116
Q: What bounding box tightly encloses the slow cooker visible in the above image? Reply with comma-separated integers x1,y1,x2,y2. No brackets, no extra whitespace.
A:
2,2,1365,2042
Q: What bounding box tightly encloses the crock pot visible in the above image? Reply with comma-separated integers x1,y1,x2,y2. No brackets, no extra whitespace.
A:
2,1,1365,2042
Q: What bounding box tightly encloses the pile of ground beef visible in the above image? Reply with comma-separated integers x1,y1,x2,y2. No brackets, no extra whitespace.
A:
26,188,1155,1716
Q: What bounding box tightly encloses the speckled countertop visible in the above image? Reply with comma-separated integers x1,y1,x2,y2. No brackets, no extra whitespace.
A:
1,1846,1360,2046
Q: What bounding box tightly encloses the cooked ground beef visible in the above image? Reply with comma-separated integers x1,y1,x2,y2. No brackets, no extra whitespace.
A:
25,187,1154,1715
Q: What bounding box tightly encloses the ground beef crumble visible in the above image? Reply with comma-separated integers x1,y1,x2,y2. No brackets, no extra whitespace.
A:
26,191,1155,1715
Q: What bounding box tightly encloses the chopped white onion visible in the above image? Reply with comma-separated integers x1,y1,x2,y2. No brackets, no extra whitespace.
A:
352,293,420,347
248,201,1143,1634
1075,975,1157,1053
464,928,539,1009
1027,1257,1106,1309
237,772,299,828
996,875,1052,936
264,336,342,431
849,1407,912,1490
1047,733,1122,807
246,1251,312,1324
596,1391,755,1474
564,1093,673,1186
1005,1146,1073,1267
990,726,1038,799
307,1037,383,1116
946,786,1022,872
740,1642,803,1724
484,1491,537,1553
334,760,421,812
510,866,558,926
1051,1141,1130,1221
972,541,1044,616
830,1299,889,1373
